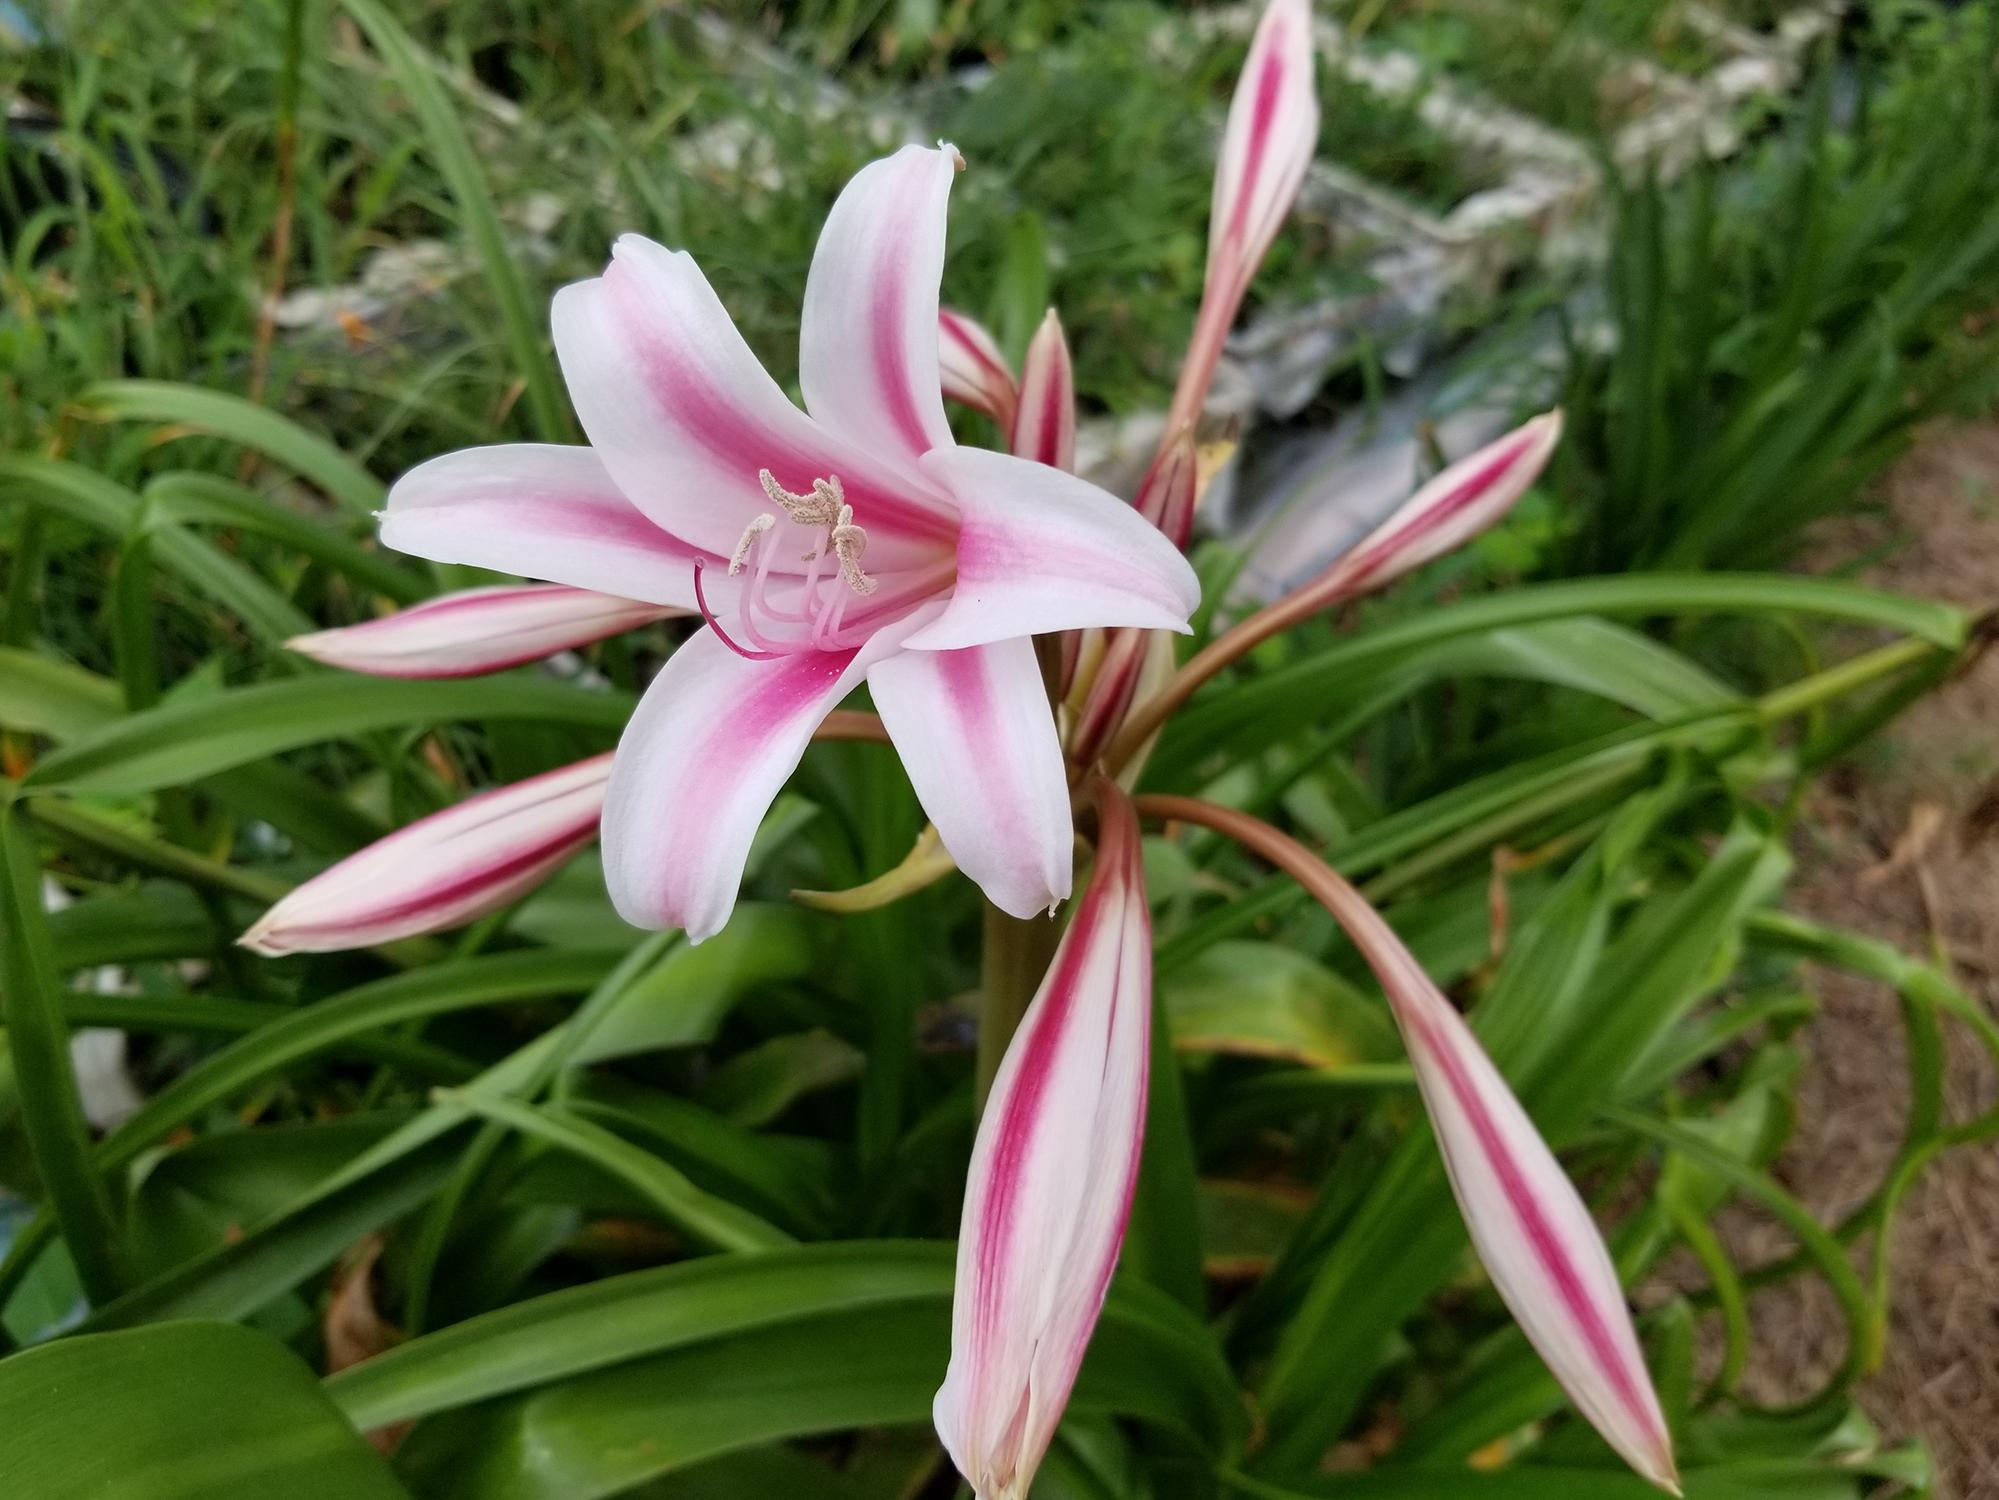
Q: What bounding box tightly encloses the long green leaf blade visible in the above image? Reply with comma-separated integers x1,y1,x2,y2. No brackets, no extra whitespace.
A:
0,803,127,1304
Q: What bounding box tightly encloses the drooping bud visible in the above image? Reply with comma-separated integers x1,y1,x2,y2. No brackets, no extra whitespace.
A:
1132,794,1680,1495
287,586,677,679
240,755,611,954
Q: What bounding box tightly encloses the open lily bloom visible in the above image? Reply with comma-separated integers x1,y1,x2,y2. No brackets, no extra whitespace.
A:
377,144,1198,942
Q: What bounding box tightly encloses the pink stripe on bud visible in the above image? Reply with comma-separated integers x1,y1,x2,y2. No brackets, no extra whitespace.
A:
1135,426,1199,550
1009,310,1076,472
1331,879,1677,1492
1167,0,1318,434
1068,432,1197,764
287,585,680,679
935,783,1152,1500
1133,796,1679,1494
940,307,1019,432
239,755,612,955
1068,628,1149,768
1312,411,1562,606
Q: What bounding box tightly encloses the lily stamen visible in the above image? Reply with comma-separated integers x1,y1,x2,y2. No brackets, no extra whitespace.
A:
830,505,879,596
758,467,848,542
697,478,892,661
728,512,776,576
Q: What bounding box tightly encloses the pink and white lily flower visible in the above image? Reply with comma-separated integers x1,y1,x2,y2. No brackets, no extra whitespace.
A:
935,782,1152,1500
375,144,1197,943
286,584,679,679
240,754,611,955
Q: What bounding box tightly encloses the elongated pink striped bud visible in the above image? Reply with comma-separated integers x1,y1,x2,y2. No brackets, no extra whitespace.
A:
1098,412,1565,773
1070,433,1197,762
939,307,1019,431
1057,626,1092,700
1167,0,1318,435
1134,796,1679,1494
1009,309,1076,472
1306,411,1563,610
1135,426,1199,550
239,755,612,954
287,585,679,679
935,783,1152,1500
1336,886,1676,1490
1068,628,1150,767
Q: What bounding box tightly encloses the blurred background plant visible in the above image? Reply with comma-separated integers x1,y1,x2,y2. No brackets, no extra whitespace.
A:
2,0,1997,1497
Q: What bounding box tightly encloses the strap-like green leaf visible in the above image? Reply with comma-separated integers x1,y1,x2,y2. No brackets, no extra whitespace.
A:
0,804,128,1304
1161,573,1965,773
323,1243,1240,1500
0,456,315,646
0,646,122,738
23,674,633,794
439,1089,794,1253
78,380,386,517
0,1320,412,1499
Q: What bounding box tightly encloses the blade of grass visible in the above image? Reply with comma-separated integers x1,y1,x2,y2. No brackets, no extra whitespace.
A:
76,381,385,518
435,1089,793,1254
0,801,127,1305
22,673,632,795
337,0,573,444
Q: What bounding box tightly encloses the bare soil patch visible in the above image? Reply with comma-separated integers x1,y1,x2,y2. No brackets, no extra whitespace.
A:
1763,424,1999,1498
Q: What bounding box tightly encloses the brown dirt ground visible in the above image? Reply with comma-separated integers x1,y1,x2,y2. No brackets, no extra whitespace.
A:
1745,424,1999,1498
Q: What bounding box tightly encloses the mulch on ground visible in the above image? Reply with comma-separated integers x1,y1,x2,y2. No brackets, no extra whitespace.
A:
1760,423,1999,1499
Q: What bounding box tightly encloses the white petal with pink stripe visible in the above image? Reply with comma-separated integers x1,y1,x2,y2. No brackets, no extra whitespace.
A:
868,635,1073,921
553,234,958,572
801,144,961,477
904,447,1200,651
601,605,938,942
379,444,713,607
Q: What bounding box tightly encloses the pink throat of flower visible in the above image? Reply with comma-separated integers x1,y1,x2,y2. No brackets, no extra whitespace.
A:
694,475,951,661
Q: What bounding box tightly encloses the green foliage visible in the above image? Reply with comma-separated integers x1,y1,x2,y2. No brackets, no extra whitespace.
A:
0,1320,414,1498
1556,5,1999,572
